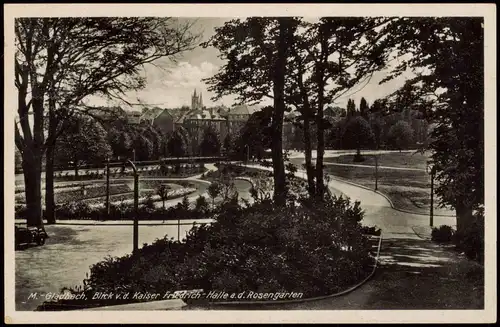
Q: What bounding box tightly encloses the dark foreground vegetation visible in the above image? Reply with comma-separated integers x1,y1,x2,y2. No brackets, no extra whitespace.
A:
36,192,377,310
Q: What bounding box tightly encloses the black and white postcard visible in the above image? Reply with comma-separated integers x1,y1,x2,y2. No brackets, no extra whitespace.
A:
3,3,496,324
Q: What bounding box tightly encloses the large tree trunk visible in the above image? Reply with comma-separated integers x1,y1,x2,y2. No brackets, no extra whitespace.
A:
315,105,325,197
45,105,58,225
303,116,316,196
294,46,316,197
315,60,326,196
22,151,44,228
45,145,56,224
270,18,290,206
18,86,46,228
456,203,474,235
74,158,79,178
314,25,330,198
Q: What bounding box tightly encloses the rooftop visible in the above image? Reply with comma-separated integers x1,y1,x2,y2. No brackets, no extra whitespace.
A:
86,106,127,120
140,107,165,121
185,109,226,121
228,104,251,115
126,110,142,124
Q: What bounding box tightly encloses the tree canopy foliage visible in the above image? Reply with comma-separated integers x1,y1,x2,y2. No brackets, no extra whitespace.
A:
379,17,484,233
55,115,112,174
205,17,393,200
15,17,199,226
387,120,414,151
341,116,375,156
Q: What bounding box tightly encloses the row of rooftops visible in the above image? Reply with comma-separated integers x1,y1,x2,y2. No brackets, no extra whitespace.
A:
89,104,347,126
138,104,256,125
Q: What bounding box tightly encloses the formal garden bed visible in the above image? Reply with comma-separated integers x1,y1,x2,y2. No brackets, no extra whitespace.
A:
84,186,197,207
15,184,131,204
203,163,270,181
49,163,208,182
138,180,193,190
14,180,124,194
15,188,196,220
35,192,378,310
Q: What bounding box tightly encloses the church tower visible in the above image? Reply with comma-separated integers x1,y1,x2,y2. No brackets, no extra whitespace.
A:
191,89,197,110
191,89,203,110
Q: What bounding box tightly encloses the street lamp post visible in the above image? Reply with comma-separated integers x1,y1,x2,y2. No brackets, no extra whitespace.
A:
427,164,436,227
178,218,181,242
374,154,379,191
105,158,110,218
125,159,139,254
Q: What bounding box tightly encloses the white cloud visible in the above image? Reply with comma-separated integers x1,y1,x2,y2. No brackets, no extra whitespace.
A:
161,61,218,89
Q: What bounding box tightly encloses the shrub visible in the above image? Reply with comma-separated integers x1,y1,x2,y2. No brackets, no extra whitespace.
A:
353,153,365,163
361,225,381,236
57,201,93,220
142,194,157,213
431,225,455,243
194,195,209,214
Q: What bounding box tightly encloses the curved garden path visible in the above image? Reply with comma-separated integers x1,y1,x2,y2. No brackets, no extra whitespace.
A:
240,161,456,237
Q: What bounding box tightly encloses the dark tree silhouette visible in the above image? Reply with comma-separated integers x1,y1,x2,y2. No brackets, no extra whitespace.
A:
380,17,484,234
15,17,199,226
342,116,375,161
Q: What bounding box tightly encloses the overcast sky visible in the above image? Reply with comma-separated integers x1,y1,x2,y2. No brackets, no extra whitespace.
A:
86,18,411,111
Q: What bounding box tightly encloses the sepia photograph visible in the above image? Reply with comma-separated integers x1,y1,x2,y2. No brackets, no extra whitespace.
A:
4,3,496,324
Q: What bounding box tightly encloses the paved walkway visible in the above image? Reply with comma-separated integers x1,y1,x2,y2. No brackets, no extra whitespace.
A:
322,161,425,172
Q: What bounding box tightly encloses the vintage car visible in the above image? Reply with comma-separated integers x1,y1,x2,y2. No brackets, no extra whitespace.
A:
15,225,48,249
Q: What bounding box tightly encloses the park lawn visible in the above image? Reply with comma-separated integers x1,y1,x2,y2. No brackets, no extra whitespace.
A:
324,151,431,170
324,165,454,216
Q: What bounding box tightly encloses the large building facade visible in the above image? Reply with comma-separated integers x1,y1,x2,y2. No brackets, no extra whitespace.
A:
137,90,254,155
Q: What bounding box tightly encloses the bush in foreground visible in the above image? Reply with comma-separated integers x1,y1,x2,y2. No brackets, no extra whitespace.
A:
36,194,376,310
361,225,381,236
431,225,455,243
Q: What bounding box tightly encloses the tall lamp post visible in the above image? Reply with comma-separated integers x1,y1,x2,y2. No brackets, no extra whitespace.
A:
427,164,436,227
105,158,110,218
374,154,379,191
124,159,140,254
